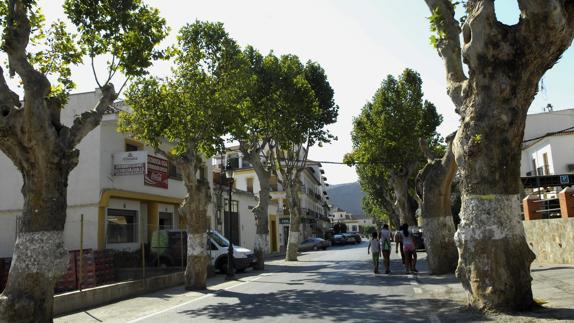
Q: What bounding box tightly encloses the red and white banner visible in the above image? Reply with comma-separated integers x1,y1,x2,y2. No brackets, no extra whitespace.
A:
145,154,169,189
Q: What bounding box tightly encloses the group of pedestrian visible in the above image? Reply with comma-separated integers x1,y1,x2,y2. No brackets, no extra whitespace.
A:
367,223,417,275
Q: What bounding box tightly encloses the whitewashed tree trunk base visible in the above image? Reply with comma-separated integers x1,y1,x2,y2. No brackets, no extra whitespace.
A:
285,231,300,261
455,194,536,310
185,232,209,290
0,231,69,323
253,234,269,270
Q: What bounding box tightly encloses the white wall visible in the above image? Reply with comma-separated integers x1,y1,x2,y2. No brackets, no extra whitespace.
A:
524,109,574,141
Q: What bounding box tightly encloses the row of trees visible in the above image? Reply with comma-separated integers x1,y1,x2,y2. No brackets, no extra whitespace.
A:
0,2,337,321
351,0,574,313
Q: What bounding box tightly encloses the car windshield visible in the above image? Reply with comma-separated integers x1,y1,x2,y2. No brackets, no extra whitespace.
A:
208,230,229,247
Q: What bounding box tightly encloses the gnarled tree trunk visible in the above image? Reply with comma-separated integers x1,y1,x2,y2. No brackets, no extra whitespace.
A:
416,135,458,274
425,0,574,311
240,143,271,270
284,180,302,261
389,166,418,226
172,150,211,290
0,4,116,317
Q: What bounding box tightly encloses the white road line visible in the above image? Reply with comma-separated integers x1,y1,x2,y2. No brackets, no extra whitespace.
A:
411,276,442,323
126,274,268,323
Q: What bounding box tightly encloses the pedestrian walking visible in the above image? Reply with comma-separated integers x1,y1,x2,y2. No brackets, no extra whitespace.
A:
367,231,382,274
395,224,416,274
380,224,392,274
394,229,405,265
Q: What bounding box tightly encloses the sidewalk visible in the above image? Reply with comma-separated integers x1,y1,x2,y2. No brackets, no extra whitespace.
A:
411,253,574,322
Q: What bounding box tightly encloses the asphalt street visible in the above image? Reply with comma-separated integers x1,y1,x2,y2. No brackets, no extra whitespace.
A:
147,242,439,323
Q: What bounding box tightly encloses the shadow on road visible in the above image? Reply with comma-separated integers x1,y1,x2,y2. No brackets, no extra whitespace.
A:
177,288,467,322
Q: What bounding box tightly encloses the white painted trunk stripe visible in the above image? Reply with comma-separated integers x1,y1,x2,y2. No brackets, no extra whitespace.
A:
11,231,68,277
188,233,208,256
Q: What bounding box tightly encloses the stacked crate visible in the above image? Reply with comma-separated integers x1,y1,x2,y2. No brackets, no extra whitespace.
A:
94,250,115,285
74,249,96,289
54,253,77,293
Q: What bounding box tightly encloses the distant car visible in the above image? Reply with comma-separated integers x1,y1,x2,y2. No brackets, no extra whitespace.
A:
331,234,346,245
341,233,358,244
299,238,331,251
346,232,362,244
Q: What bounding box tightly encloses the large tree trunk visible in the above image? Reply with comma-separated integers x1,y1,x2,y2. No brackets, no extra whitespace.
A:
425,0,574,311
285,181,302,262
176,153,211,290
240,143,271,270
390,173,417,226
0,163,72,322
416,135,458,274
0,35,115,323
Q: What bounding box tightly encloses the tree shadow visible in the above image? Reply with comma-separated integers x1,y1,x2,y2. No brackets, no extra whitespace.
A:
177,288,477,322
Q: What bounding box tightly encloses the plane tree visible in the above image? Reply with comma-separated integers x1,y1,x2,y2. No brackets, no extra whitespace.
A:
228,47,285,270
120,21,248,290
348,69,442,227
423,0,574,310
0,1,167,321
271,57,338,261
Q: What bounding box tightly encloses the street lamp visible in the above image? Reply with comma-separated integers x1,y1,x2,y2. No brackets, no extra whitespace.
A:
225,163,235,280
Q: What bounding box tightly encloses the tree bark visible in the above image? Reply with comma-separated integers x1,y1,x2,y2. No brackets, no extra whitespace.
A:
240,142,271,270
416,135,458,274
390,169,417,226
284,180,302,261
0,3,116,318
425,0,574,311
168,149,211,290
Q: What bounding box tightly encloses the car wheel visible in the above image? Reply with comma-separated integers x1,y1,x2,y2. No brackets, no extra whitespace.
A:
313,245,318,251
322,247,327,250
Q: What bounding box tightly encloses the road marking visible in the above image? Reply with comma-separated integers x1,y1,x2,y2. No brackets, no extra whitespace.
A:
410,276,442,323
126,274,268,323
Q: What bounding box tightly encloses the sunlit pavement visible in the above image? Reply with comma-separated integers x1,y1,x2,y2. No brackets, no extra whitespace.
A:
56,242,574,323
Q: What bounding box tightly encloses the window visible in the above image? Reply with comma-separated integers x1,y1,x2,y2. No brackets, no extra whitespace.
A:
107,209,138,244
247,177,254,193
125,140,143,152
168,161,182,180
543,153,550,175
158,212,173,230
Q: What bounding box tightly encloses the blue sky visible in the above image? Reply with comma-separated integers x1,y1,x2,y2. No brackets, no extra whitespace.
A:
35,1,574,184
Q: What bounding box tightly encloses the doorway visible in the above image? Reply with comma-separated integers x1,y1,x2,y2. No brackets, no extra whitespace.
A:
270,219,278,252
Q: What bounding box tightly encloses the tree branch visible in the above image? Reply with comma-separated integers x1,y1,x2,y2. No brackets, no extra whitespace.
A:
67,83,117,148
419,138,435,163
424,0,467,109
4,0,50,96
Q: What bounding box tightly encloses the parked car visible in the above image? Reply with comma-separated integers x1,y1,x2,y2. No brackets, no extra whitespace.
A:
341,233,358,244
331,234,346,245
299,238,331,251
346,232,362,244
150,229,256,273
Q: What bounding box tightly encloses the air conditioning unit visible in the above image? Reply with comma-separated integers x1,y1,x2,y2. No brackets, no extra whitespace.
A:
526,171,533,176
567,164,574,172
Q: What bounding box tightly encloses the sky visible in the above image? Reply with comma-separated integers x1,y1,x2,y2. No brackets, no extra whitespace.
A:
33,0,574,185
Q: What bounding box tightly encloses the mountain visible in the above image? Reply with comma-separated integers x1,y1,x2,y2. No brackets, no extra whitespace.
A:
326,181,364,216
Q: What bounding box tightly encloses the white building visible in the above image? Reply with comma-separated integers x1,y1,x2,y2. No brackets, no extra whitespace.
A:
214,147,331,251
521,108,574,177
0,90,266,258
330,207,375,233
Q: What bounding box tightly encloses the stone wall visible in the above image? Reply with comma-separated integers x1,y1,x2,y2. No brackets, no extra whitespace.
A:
523,218,574,264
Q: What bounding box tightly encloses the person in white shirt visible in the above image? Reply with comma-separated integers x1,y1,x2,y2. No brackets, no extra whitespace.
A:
380,224,392,274
367,231,382,274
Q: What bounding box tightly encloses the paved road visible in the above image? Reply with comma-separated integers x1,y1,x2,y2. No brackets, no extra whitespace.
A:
57,242,446,323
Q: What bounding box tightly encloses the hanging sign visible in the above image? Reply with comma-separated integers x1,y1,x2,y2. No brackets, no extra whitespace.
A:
145,154,169,189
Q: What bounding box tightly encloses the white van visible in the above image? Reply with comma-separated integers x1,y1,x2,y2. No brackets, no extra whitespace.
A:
150,229,256,273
